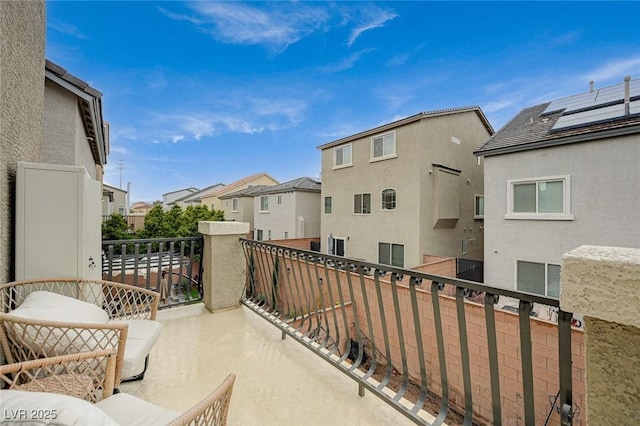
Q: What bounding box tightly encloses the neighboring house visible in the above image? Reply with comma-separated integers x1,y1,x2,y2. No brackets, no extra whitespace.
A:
199,173,279,211
44,60,109,182
474,77,640,297
168,183,225,209
252,177,321,241
102,184,127,216
219,185,274,229
130,201,153,214
318,107,493,268
162,187,198,210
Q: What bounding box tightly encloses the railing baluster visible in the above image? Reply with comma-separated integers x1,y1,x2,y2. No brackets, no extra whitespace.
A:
107,245,114,281
431,281,449,426
409,277,428,413
373,270,394,390
344,266,366,372
319,259,341,355
358,266,377,380
145,243,152,290
120,244,127,283
157,242,164,299
390,273,410,402
558,310,573,426
332,260,352,364
484,293,502,425
519,299,535,425
455,287,474,425
133,243,140,288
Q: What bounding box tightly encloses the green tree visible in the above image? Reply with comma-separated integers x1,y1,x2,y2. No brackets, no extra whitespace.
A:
137,205,171,238
101,214,131,240
164,205,183,237
178,205,224,236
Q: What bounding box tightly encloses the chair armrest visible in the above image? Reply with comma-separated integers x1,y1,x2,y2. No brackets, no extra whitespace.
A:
166,374,236,426
0,348,118,401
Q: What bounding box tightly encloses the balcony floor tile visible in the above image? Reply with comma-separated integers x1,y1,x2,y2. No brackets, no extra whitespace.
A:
120,304,416,426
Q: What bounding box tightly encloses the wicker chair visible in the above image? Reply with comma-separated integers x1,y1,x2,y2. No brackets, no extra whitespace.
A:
0,278,161,389
0,350,236,426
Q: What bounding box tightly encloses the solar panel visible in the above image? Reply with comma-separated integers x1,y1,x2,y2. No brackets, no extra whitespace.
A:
551,103,625,131
543,79,640,115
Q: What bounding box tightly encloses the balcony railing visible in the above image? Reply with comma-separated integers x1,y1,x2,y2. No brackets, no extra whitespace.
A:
102,236,203,309
240,239,579,426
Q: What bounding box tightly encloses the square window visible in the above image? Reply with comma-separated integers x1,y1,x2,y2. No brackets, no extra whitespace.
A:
354,193,371,214
474,195,484,218
507,176,572,220
324,196,332,214
260,195,269,212
516,260,561,297
372,132,396,159
382,189,396,210
334,144,352,167
378,242,404,268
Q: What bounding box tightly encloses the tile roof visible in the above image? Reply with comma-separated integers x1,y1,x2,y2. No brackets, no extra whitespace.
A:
475,78,640,156
198,172,279,199
253,177,320,195
171,183,225,203
162,187,199,197
317,106,493,150
219,185,274,199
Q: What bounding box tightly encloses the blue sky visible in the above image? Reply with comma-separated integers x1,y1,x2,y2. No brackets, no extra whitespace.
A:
46,1,640,203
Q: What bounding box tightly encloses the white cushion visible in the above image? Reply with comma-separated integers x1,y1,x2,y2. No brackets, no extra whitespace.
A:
8,291,110,355
10,291,109,324
0,390,119,426
96,393,179,426
109,319,163,379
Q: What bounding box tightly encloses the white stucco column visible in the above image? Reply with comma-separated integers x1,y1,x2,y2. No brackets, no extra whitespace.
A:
198,221,250,312
560,245,640,425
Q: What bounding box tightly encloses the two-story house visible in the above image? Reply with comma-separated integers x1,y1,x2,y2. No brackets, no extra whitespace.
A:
474,77,640,297
252,177,321,241
102,183,127,216
219,185,274,230
162,187,199,210
318,107,493,268
198,173,279,211
168,183,225,209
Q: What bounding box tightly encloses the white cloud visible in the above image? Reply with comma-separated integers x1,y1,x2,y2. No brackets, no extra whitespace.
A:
111,125,138,142
48,21,87,39
320,49,374,73
157,7,202,25
346,9,398,47
145,70,167,90
171,135,185,143
387,53,410,67
109,145,130,155
582,56,640,85
172,2,330,54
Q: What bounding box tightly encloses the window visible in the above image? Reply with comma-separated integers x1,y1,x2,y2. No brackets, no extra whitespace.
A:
371,132,396,160
210,204,215,210
334,144,352,168
475,195,484,219
381,189,396,210
268,230,271,240
324,196,332,214
461,239,468,255
118,206,124,215
332,238,345,256
232,198,238,212
260,195,269,212
516,260,560,297
378,243,404,268
284,231,288,239
354,193,371,214
277,195,282,205
256,229,263,241
507,176,572,220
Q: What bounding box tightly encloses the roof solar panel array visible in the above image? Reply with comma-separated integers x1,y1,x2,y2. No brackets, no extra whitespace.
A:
551,100,640,131
543,79,640,115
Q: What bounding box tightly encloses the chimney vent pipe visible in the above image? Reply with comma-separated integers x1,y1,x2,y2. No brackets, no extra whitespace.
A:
624,76,631,115
589,80,594,92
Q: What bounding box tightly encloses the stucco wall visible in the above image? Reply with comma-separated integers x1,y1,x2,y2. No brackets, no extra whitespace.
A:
0,1,45,283
483,136,640,291
320,111,487,267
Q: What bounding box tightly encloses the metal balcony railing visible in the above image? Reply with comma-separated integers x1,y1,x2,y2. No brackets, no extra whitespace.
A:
102,236,203,309
241,239,577,426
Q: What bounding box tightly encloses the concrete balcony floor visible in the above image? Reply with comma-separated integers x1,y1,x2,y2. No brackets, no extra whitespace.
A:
120,303,417,426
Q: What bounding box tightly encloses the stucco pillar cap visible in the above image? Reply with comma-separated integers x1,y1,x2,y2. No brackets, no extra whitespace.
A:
561,245,640,328
198,221,250,236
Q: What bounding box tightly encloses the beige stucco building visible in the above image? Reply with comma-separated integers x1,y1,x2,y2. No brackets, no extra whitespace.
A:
475,78,640,297
252,177,321,241
0,1,46,283
102,183,128,216
318,107,492,268
220,185,273,230
199,173,279,212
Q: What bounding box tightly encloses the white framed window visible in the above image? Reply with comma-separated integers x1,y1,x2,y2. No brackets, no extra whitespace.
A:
370,131,396,161
474,195,484,219
324,196,332,214
232,198,238,212
284,231,288,239
516,260,560,297
333,144,352,169
256,229,263,241
381,188,396,210
354,193,371,214
461,239,468,255
378,242,404,268
118,206,125,215
506,175,572,220
210,204,215,210
260,195,269,212
277,195,282,205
